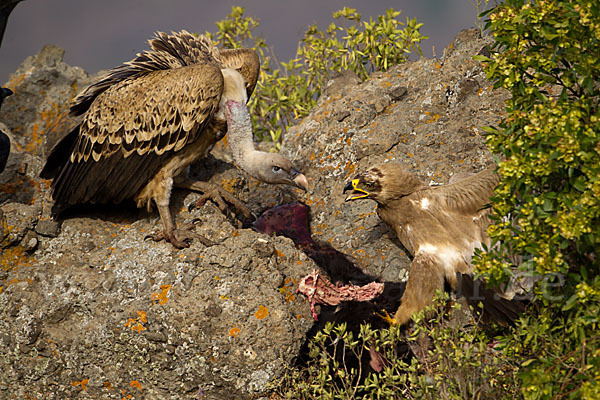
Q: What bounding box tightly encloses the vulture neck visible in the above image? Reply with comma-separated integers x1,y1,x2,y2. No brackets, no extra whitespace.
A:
224,100,265,179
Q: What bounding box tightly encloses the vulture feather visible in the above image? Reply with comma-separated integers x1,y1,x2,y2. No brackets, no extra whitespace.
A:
41,31,308,248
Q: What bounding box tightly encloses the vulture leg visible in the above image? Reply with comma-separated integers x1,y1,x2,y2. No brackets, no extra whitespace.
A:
176,178,253,220
146,204,214,249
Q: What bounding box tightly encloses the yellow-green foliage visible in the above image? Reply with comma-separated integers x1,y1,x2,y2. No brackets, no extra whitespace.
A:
206,6,427,145
474,0,600,398
270,293,520,399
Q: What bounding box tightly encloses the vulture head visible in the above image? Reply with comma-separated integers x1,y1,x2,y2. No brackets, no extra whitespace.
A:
343,164,426,204
252,153,309,190
224,99,308,192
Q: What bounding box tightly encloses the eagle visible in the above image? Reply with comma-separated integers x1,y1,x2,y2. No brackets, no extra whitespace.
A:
0,87,12,173
40,30,308,248
344,163,522,325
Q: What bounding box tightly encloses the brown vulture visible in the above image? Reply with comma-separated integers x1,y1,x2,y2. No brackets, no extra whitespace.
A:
344,164,524,326
40,30,308,248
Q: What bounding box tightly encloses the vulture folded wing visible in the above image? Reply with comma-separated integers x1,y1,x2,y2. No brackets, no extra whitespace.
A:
51,63,224,209
220,48,260,98
71,30,218,117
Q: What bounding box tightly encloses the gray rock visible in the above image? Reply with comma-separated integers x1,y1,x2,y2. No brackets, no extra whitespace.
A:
0,44,92,157
35,219,61,237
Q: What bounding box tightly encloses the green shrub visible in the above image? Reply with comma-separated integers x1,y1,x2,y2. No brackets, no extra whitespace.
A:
474,0,600,397
270,293,521,399
207,6,427,145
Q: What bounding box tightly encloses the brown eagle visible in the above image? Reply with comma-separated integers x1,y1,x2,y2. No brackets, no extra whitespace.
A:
41,31,308,248
344,164,522,325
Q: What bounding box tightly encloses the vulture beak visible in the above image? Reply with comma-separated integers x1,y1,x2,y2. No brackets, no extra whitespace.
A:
290,167,309,192
343,179,370,202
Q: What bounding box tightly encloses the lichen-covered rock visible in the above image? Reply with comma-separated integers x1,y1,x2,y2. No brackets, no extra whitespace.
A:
0,44,91,157
0,29,510,398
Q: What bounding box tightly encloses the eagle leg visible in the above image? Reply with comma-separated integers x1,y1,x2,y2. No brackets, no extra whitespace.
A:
176,179,253,220
393,252,446,326
146,204,214,249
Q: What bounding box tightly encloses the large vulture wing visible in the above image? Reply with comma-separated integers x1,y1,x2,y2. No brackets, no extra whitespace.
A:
48,62,224,210
70,31,220,117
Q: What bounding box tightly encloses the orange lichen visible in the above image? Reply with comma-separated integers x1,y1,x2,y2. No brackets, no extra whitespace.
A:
6,72,26,89
254,305,269,320
229,326,241,338
279,277,297,302
151,284,171,305
274,249,286,260
424,112,441,123
1,245,33,270
220,177,238,193
137,311,147,323
125,311,147,333
104,381,112,391
71,379,88,390
129,381,142,392
0,175,41,203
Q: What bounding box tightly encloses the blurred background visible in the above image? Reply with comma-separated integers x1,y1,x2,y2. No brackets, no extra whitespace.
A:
0,0,482,82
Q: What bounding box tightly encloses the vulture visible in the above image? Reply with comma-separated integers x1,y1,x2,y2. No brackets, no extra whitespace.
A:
40,30,308,248
0,87,12,173
344,163,524,326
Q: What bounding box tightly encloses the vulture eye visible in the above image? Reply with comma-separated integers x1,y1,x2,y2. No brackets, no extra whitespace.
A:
272,166,282,173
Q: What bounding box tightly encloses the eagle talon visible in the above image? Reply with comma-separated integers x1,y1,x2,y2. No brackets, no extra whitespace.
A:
375,309,398,326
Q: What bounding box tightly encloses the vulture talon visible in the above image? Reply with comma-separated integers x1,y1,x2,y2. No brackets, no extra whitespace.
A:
189,184,253,221
145,227,213,249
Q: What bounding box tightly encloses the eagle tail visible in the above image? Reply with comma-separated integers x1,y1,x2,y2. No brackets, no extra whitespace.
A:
456,273,526,326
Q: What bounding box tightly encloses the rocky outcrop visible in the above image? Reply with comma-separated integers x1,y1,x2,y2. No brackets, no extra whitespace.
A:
283,28,506,282
0,28,508,399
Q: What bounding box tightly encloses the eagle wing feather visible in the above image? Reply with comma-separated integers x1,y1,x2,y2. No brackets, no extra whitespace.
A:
434,169,498,215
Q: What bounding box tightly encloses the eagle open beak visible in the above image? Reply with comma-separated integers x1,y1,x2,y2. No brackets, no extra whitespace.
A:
291,168,309,192
343,179,370,202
